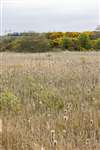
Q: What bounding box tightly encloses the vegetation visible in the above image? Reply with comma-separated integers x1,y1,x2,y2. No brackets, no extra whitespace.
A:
0,52,100,149
95,38,100,50
79,33,91,50
0,31,100,52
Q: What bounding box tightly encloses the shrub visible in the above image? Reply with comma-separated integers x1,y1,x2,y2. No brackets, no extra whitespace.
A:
10,36,50,52
95,38,100,50
90,40,96,49
0,90,21,112
0,37,16,52
65,32,80,38
72,38,81,51
11,37,35,52
79,33,91,50
46,32,64,40
48,39,60,48
0,31,100,52
60,37,73,49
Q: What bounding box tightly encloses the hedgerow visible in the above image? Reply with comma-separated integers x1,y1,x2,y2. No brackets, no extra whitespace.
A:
0,31,100,52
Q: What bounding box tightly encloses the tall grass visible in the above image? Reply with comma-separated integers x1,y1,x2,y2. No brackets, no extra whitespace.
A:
0,51,100,150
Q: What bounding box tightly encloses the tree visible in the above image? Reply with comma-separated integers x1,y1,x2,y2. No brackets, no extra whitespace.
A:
95,38,100,50
60,37,72,49
79,33,91,49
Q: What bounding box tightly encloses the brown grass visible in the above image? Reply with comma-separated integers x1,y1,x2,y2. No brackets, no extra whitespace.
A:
0,51,100,150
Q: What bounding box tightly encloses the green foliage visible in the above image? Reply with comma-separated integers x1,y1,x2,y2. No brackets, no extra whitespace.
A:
0,31,100,52
39,87,64,111
72,38,81,51
0,36,16,52
10,37,35,52
60,37,72,49
0,90,21,112
90,40,96,49
20,76,64,111
1,74,64,112
79,33,91,50
10,36,50,52
95,38,100,50
48,39,59,48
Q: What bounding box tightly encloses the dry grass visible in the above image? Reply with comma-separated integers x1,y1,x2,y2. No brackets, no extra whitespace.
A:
0,51,100,150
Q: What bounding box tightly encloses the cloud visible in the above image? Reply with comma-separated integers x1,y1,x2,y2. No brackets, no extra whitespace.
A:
1,0,99,33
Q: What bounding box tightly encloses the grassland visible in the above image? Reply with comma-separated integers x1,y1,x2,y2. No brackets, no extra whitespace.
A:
0,51,100,150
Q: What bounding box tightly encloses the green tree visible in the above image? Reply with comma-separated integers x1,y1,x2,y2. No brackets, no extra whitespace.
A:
95,38,100,50
72,38,81,51
60,37,72,49
79,33,91,50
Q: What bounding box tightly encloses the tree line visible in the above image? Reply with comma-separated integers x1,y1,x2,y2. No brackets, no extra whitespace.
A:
0,31,100,52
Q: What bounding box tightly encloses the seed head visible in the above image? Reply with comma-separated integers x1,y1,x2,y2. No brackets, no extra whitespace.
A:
90,119,93,127
53,139,57,146
64,115,68,121
51,130,55,134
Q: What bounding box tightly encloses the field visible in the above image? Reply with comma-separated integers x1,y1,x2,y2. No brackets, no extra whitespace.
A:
0,51,100,150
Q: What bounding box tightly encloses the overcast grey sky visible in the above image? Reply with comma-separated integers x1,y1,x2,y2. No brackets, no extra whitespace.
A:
0,0,99,34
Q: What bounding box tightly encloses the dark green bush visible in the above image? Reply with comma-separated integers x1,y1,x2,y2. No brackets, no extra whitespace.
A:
8,36,51,52
95,38,100,50
60,37,73,49
0,36,16,52
79,33,91,50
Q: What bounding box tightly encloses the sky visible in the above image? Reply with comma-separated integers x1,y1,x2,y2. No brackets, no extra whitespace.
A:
0,0,99,34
